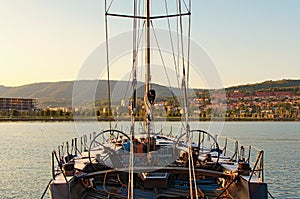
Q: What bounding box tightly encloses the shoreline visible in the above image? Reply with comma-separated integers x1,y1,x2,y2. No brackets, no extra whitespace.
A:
0,117,298,122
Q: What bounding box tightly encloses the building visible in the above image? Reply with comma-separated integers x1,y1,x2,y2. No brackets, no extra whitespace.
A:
0,98,37,112
227,90,246,100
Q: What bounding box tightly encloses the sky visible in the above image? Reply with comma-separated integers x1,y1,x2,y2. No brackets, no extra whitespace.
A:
0,0,299,88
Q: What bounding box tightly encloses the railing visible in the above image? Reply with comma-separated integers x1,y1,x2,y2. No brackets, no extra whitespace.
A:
57,132,97,163
249,150,264,182
51,150,68,182
217,136,265,182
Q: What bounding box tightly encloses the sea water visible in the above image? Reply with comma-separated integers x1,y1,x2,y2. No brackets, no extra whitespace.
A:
0,121,299,199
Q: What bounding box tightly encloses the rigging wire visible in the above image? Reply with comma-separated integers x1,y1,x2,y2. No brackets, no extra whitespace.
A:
176,0,184,126
150,21,172,88
177,0,198,197
151,21,181,110
188,0,198,195
176,4,180,90
107,0,114,12
188,135,198,199
164,0,181,91
123,0,145,114
187,0,191,84
123,21,146,101
164,0,185,117
177,0,188,141
178,0,191,196
104,1,195,198
182,0,189,13
128,0,138,198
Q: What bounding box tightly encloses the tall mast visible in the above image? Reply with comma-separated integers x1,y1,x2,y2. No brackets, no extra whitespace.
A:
145,0,150,103
131,0,138,140
144,0,151,148
129,1,138,197
104,0,112,131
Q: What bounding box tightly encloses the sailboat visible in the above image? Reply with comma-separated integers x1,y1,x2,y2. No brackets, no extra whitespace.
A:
43,1,270,198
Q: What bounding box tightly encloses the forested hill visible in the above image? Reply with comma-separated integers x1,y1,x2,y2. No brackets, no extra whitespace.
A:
0,80,178,107
0,79,299,106
226,79,300,94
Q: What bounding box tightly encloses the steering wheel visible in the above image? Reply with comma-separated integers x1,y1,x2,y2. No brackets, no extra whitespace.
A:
175,129,221,167
88,129,131,171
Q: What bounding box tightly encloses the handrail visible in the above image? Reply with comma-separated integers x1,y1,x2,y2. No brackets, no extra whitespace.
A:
47,132,97,199
217,136,265,182
230,141,239,161
247,145,251,163
51,151,55,180
223,137,227,156
51,150,69,183
218,136,237,157
249,150,264,182
45,150,71,199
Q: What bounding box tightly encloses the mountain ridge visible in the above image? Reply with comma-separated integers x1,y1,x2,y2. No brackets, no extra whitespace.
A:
226,79,300,93
0,79,299,106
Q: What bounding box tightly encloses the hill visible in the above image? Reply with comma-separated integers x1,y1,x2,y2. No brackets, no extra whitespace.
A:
0,79,299,107
226,79,300,94
0,80,179,107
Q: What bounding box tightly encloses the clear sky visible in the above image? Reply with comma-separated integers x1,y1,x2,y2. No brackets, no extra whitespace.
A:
0,0,299,88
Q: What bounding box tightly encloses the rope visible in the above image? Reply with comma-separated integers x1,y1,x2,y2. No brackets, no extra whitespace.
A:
117,174,127,188
187,132,198,198
103,172,108,193
99,172,127,198
190,143,198,199
128,132,134,198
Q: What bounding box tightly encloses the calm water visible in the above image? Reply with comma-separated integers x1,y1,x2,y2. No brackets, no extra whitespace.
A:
0,121,299,199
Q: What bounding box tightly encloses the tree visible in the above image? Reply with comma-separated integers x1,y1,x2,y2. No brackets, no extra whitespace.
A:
10,109,20,117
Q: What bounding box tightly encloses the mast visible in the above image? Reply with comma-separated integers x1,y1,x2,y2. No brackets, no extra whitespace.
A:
104,0,112,131
131,0,138,142
144,0,151,151
129,1,138,198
